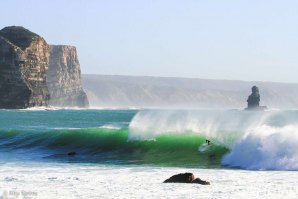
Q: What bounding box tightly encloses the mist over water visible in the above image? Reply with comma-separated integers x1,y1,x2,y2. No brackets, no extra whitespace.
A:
83,75,298,109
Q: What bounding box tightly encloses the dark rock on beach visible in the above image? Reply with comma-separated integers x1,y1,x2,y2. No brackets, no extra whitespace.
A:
164,173,210,185
191,178,211,185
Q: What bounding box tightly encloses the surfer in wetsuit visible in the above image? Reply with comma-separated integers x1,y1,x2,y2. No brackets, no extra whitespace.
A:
205,139,211,145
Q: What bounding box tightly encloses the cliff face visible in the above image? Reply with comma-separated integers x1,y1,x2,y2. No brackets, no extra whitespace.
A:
0,26,50,108
47,45,89,107
0,26,89,109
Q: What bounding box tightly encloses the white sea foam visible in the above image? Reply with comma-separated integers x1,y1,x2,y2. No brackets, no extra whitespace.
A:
98,124,122,130
23,106,54,111
52,127,82,130
0,163,297,199
24,106,91,111
222,125,298,170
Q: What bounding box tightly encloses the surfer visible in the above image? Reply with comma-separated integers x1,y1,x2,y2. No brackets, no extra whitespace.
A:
198,139,212,153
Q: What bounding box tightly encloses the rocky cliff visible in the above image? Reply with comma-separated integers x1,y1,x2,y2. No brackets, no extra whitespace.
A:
0,26,50,108
47,45,89,107
0,26,88,109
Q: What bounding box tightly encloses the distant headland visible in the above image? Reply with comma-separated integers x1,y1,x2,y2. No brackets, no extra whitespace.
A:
0,26,89,109
82,75,298,109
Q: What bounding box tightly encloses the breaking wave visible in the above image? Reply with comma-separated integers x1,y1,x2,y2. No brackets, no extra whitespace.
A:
129,110,298,170
1,109,298,170
0,127,227,167
222,124,298,170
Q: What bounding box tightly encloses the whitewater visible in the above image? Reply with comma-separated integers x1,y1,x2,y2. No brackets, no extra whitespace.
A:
0,109,298,198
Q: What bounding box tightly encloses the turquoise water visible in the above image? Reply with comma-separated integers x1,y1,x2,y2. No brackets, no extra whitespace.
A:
1,109,298,170
0,109,227,167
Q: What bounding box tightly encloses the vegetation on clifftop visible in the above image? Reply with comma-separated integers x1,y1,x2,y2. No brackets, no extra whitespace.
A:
0,26,40,50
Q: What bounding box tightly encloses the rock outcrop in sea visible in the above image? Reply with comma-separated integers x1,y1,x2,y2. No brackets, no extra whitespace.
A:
0,26,50,108
245,86,267,110
0,26,88,109
247,86,260,109
47,45,89,107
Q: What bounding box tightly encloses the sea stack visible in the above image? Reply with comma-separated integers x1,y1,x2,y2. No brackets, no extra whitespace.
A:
245,86,267,110
47,45,89,107
0,26,50,108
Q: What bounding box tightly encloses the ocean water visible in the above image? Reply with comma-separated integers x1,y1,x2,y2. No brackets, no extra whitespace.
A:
0,109,298,198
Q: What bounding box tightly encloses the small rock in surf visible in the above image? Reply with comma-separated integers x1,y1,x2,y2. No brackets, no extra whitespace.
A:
67,152,77,156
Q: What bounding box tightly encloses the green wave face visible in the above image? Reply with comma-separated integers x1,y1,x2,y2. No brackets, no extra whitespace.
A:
2,109,298,170
0,128,228,167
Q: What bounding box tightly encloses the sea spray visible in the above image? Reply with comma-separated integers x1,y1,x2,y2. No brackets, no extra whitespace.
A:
222,125,298,170
128,109,298,170
128,109,268,146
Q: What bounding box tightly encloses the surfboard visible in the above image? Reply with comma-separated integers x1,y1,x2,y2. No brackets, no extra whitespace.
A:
198,143,212,153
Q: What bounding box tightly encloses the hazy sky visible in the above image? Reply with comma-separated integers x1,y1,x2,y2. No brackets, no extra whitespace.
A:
1,0,298,82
